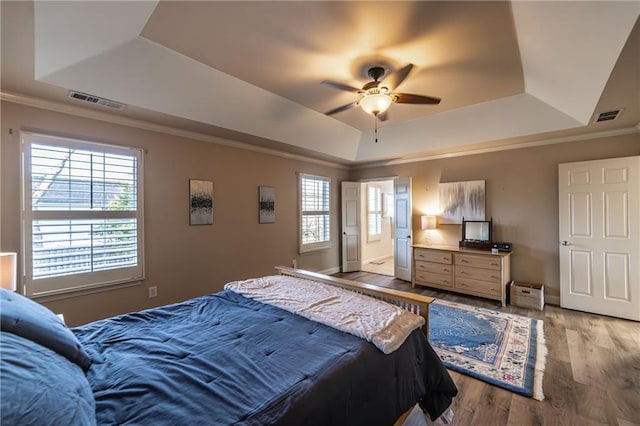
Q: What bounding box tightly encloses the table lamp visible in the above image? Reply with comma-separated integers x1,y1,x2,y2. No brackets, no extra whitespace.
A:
0,252,17,292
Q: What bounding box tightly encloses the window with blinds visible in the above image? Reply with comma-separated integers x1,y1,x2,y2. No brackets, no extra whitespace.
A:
367,185,382,241
298,173,331,253
21,132,144,298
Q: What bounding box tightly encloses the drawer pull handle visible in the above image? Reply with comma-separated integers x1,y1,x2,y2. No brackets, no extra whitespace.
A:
491,263,499,267
460,259,468,263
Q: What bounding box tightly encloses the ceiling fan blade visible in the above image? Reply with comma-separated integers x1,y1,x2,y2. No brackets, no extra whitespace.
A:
380,64,414,90
393,93,441,105
321,80,362,93
325,101,358,116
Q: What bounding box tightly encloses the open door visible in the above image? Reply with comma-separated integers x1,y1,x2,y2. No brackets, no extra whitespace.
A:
341,182,361,272
394,178,412,281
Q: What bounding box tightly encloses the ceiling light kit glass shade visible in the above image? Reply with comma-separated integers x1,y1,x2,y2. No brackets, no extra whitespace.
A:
359,90,393,116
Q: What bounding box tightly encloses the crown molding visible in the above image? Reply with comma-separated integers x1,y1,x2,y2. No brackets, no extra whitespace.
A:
354,124,640,169
0,91,348,170
3,91,637,172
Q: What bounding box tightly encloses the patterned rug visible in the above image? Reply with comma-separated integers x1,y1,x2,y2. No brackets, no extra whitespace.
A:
429,299,546,400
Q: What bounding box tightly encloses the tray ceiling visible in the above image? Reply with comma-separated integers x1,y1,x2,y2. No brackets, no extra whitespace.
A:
1,1,638,164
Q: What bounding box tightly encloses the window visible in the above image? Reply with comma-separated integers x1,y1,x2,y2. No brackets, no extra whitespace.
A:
367,184,382,241
21,132,144,298
299,173,331,253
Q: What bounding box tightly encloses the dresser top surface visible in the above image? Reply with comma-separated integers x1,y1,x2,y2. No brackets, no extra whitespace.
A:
412,244,511,257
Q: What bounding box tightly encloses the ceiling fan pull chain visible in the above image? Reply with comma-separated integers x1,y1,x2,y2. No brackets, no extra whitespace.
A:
375,115,379,143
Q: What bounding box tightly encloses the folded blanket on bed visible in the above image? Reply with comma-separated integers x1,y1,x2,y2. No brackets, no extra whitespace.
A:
224,275,424,354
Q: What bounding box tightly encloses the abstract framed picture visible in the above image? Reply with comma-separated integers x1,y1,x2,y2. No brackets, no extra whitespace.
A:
258,186,276,224
189,179,213,225
438,180,485,224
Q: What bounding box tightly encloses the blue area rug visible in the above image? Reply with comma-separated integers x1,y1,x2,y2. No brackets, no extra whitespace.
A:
429,299,546,400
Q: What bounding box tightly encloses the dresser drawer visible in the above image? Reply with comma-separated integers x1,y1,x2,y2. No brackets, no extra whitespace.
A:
415,260,453,275
455,254,501,270
415,271,453,288
455,265,502,283
414,249,452,265
455,277,502,297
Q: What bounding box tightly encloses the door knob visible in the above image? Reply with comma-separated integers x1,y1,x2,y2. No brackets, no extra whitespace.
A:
560,241,570,246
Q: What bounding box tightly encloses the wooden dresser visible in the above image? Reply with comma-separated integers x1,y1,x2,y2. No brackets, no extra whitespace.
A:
412,244,511,306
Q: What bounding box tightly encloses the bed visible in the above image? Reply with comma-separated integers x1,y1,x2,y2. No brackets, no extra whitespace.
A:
0,266,457,425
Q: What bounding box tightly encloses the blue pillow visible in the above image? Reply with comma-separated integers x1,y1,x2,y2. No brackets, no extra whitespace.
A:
1,332,97,425
0,288,91,370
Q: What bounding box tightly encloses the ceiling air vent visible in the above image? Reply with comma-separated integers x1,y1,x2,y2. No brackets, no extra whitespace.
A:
595,109,623,123
68,91,126,110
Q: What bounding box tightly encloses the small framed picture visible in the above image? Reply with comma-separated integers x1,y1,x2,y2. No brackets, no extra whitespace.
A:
189,179,213,225
258,186,275,224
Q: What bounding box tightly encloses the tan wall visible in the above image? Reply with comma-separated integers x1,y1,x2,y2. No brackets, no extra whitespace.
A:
2,100,638,321
349,133,640,304
0,102,348,326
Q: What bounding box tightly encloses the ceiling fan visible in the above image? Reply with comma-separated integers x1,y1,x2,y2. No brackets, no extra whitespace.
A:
321,64,441,121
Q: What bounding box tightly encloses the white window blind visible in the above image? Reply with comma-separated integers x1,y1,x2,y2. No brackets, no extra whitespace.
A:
21,132,144,297
299,173,331,253
367,185,382,241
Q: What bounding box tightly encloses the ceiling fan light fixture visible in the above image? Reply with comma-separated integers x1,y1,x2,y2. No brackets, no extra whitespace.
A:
359,91,392,116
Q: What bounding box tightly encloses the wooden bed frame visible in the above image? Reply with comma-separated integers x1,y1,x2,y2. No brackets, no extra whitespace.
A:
275,266,435,339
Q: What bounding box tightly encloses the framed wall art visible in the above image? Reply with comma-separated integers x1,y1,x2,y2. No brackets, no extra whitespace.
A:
189,179,213,225
258,186,276,224
438,180,485,224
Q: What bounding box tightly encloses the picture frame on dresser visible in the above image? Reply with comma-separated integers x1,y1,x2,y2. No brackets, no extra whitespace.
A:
459,217,493,251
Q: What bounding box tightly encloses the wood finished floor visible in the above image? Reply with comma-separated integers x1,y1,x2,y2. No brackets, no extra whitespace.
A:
334,271,640,426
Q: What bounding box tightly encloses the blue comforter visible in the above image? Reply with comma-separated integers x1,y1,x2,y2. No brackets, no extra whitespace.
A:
73,290,456,425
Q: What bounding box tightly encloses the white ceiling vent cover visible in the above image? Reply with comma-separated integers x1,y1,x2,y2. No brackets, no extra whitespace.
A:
595,109,624,123
68,91,126,110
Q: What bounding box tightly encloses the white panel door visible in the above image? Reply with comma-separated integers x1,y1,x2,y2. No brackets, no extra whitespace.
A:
341,182,361,272
559,156,639,321
394,178,412,281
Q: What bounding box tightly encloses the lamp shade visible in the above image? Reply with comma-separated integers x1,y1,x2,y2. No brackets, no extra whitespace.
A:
421,215,437,230
0,252,17,291
359,93,392,115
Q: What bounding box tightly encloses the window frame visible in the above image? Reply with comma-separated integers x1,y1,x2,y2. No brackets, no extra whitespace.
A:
367,184,382,242
20,131,145,298
298,173,332,254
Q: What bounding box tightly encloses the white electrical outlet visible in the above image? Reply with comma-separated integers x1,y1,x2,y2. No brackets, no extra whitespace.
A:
292,259,297,268
148,286,157,298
